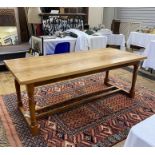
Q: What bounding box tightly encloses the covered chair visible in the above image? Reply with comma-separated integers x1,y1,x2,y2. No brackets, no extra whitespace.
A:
87,35,107,50
54,42,70,54
142,40,155,70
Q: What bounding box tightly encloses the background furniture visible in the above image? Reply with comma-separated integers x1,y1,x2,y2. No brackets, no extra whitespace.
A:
41,7,60,13
111,19,120,34
53,42,70,54
94,30,125,50
31,36,76,55
142,40,155,70
0,51,26,71
66,29,108,51
40,7,88,22
119,22,141,41
127,32,155,49
87,35,107,50
31,28,109,55
43,36,76,55
0,9,16,26
64,7,88,24
107,34,125,50
124,115,155,147
39,13,87,35
31,36,43,56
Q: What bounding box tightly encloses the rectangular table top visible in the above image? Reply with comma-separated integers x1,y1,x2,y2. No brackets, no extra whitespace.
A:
4,48,146,85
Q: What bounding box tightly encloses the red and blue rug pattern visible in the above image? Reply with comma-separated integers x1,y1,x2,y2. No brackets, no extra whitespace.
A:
1,72,155,146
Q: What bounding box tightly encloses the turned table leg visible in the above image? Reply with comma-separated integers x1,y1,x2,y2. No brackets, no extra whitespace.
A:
104,70,109,85
26,84,39,135
14,79,22,107
129,62,140,98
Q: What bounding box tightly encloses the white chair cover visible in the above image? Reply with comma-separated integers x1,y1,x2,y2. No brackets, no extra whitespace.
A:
94,30,125,50
107,34,125,50
87,35,107,50
142,40,155,70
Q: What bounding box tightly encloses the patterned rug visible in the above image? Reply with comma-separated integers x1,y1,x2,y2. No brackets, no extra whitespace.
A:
0,72,155,147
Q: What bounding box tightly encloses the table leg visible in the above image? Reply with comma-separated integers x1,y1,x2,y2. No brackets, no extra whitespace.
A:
14,79,22,107
104,71,109,85
26,84,39,135
129,62,139,98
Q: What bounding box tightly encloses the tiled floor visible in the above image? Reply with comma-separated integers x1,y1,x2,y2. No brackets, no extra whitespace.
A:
0,68,155,147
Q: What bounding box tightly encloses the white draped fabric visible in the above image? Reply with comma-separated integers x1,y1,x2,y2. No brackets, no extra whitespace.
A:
96,29,112,35
95,29,125,50
142,40,155,70
66,29,107,51
88,7,104,28
124,115,155,147
107,34,125,50
87,35,107,50
31,29,109,55
65,29,89,51
44,37,76,55
127,32,155,48
31,36,76,55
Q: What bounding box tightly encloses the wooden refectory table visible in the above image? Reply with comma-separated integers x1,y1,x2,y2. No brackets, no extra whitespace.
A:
4,48,146,136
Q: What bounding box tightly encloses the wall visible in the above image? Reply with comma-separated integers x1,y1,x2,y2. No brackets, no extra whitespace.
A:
88,7,104,28
103,7,116,29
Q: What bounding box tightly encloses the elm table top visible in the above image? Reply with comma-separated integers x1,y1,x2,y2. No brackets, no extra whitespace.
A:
4,48,146,85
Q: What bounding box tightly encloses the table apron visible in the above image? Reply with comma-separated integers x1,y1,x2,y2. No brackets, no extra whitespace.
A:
33,61,140,87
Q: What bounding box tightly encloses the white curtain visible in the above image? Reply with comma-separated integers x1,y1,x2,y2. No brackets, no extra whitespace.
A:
88,7,104,28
